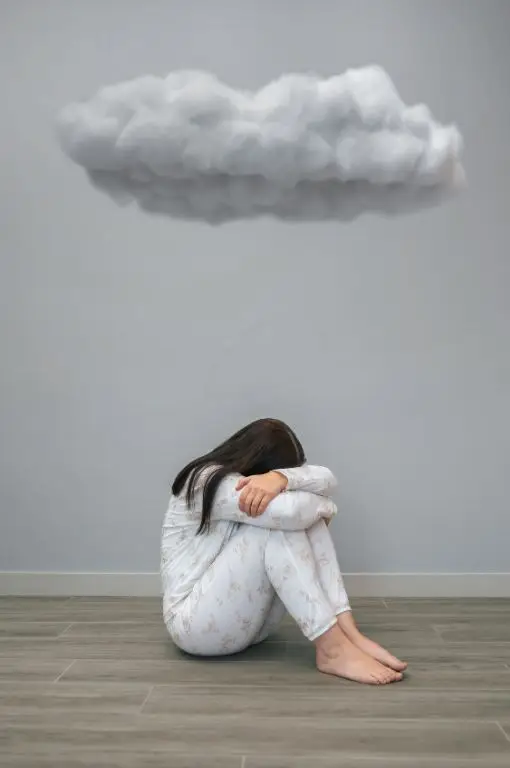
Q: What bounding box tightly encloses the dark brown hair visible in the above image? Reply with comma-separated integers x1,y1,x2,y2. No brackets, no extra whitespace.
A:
172,418,306,534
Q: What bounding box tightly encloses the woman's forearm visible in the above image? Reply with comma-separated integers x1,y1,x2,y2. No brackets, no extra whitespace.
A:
210,475,337,530
276,465,338,496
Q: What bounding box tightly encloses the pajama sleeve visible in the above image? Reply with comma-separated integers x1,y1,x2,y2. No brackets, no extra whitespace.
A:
208,473,337,531
276,465,338,496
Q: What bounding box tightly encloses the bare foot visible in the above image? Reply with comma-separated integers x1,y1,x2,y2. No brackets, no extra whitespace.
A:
348,633,407,673
315,626,403,685
337,612,407,673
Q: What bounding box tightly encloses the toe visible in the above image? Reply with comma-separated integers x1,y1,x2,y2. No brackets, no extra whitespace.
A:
382,670,397,684
375,666,392,684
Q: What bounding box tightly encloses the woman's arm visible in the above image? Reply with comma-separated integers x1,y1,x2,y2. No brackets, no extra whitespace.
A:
274,465,338,496
209,474,337,531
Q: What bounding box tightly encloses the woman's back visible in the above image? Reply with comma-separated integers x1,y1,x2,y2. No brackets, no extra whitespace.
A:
161,473,239,620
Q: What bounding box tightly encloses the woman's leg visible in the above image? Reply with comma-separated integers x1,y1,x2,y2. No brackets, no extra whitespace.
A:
166,525,276,656
251,592,287,645
264,529,402,684
251,517,350,646
304,520,351,615
306,520,407,672
167,524,401,683
167,524,340,655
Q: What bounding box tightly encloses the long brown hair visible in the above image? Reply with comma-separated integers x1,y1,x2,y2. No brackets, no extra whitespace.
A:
172,418,306,534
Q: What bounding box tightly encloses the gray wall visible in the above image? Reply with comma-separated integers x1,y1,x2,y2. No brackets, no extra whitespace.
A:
1,0,509,575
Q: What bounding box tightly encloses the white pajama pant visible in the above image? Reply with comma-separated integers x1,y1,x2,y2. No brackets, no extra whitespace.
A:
166,519,351,656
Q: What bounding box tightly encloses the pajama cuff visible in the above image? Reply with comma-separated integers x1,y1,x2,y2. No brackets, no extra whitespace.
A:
308,617,338,642
276,468,300,491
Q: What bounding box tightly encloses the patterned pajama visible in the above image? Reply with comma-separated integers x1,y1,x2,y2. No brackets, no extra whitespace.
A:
161,465,350,656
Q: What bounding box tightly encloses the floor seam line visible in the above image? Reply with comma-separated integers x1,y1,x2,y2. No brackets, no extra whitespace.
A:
56,623,74,637
431,624,447,643
52,659,77,683
138,685,155,713
495,721,510,743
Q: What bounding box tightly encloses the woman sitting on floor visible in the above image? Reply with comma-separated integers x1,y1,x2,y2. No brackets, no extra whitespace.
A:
161,418,407,684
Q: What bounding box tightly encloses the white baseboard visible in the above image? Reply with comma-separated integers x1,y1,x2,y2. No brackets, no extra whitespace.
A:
1,572,510,598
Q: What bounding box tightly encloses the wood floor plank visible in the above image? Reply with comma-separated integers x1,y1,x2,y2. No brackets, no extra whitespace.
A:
5,758,510,768
70,597,161,603
58,657,510,689
60,658,338,687
0,682,53,698
371,664,510,690
352,612,455,626
346,598,388,608
0,659,72,682
385,599,510,613
0,637,306,662
436,622,510,643
1,714,508,757
0,599,72,610
0,623,70,638
61,623,167,640
0,599,161,624
0,597,163,622
364,643,510,664
0,754,240,767
246,758,510,768
0,681,151,713
0,638,185,661
144,684,510,720
355,610,510,627
0,610,162,623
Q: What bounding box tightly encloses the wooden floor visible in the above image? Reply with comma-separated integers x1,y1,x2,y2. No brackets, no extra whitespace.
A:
1,597,510,766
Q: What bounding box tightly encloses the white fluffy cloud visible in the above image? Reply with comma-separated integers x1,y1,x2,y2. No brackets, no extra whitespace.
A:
57,66,464,223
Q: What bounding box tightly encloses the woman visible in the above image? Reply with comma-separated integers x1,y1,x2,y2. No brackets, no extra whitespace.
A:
161,418,406,684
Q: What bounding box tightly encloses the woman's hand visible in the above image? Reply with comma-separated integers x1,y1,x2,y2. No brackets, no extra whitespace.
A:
236,471,288,517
